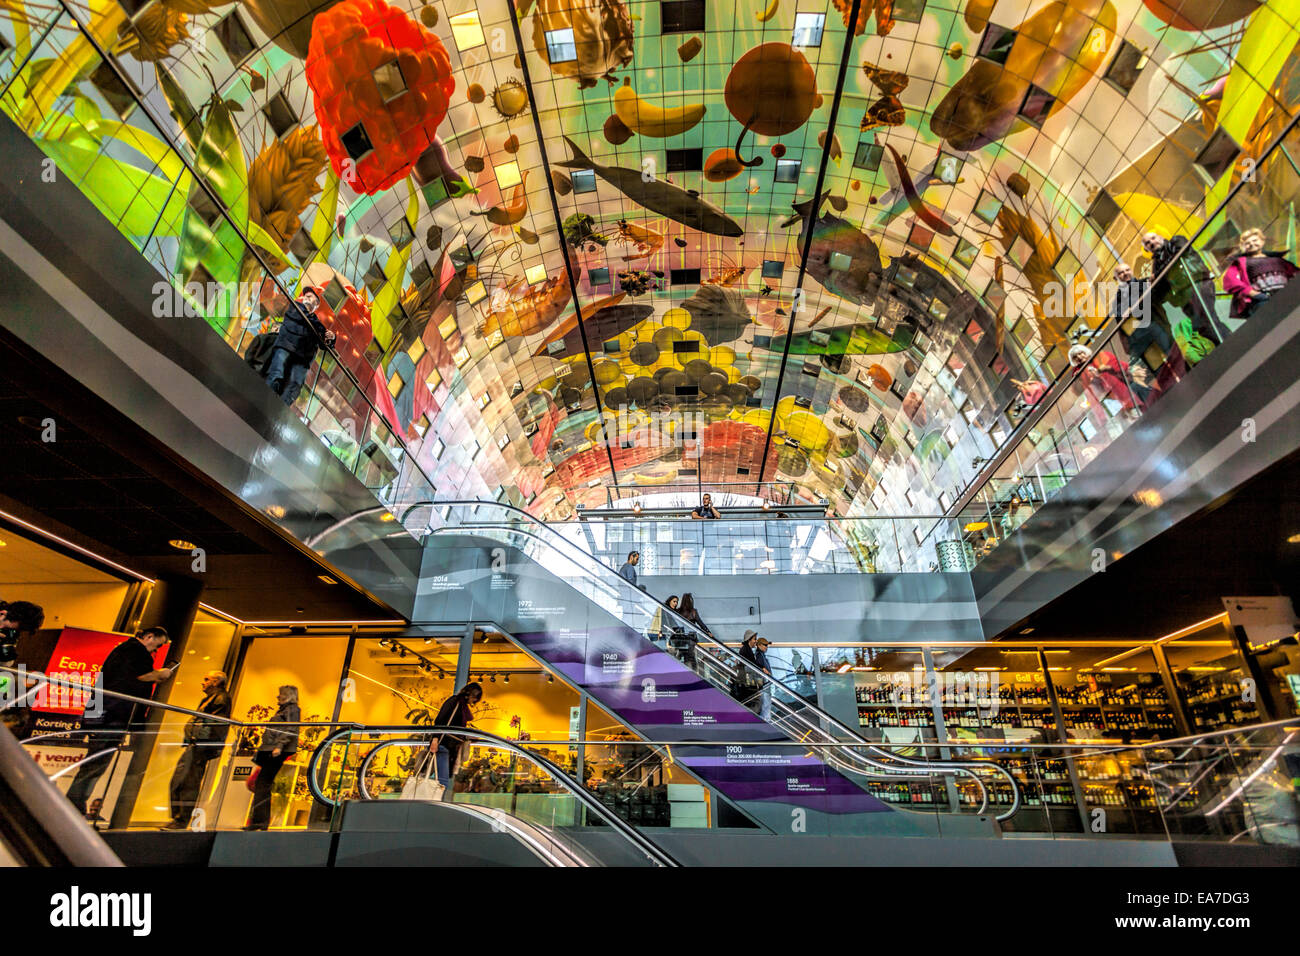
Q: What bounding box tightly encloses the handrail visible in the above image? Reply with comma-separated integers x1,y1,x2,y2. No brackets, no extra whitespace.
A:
305,724,679,867
417,501,1020,817
941,106,1300,526
0,723,122,865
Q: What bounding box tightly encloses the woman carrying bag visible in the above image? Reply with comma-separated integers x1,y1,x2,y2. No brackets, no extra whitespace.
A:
426,682,483,796
245,685,300,830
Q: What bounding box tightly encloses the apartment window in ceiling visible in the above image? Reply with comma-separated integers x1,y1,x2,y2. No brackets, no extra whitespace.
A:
215,11,256,65
388,215,415,251
1104,39,1147,95
387,370,405,398
893,0,927,22
829,251,852,271
426,366,443,391
340,121,374,162
571,169,597,193
187,183,223,227
1018,84,1056,126
983,279,1007,315
661,0,705,34
288,226,318,266
429,437,445,459
114,0,151,15
263,91,298,138
372,59,407,103
363,338,385,367
1053,246,1082,286
852,141,884,171
792,13,825,48
670,267,701,285
544,27,577,63
775,159,801,183
936,150,962,184
88,60,137,119
449,11,486,50
977,24,1016,65
410,257,434,290
1194,127,1241,183
672,339,700,353
666,148,703,173
1085,188,1122,234
974,188,1002,224
588,266,611,286
525,263,548,285
414,414,431,437
908,222,935,250
761,259,785,279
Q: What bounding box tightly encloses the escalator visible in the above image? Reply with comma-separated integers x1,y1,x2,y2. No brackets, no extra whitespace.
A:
404,501,1018,836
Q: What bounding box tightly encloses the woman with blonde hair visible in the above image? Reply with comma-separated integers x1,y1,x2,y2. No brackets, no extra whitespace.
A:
245,685,300,830
1222,228,1298,318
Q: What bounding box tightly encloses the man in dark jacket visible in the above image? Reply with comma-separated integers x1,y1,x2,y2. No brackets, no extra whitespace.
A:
1143,231,1227,344
65,627,175,815
1111,262,1173,365
164,669,232,829
263,287,335,406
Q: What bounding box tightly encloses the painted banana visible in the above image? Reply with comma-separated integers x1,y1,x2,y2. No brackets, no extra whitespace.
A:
757,0,779,22
613,80,705,138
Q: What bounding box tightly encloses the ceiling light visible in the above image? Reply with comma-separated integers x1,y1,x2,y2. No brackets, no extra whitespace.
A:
167,539,197,551
317,575,337,585
963,522,988,532
0,538,6,547
489,674,496,682
1019,627,1034,634
380,513,396,522
836,663,852,674
762,501,770,510
504,674,510,683
548,675,554,684
1187,666,1226,672
1288,533,1300,544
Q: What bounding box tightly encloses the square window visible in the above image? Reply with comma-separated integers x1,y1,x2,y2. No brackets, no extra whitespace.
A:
388,215,415,250
792,12,825,48
1053,246,1081,284
602,338,622,354
936,151,962,184
661,0,705,34
214,12,256,65
414,414,431,437
453,346,470,367
449,11,486,50
829,251,852,270
525,264,548,285
429,438,445,459
801,362,820,378
262,91,298,137
188,183,223,227
322,277,348,311
908,221,935,250
895,264,917,287
1086,189,1122,233
953,237,978,268
1018,84,1056,126
974,189,1003,224
810,330,830,346
892,0,926,22
1194,127,1240,182
410,258,433,289
465,280,487,304
670,267,701,285
666,148,703,172
372,59,407,103
1104,39,1146,95
364,338,385,366
88,60,137,119
477,393,492,410
340,121,374,162
362,261,388,295
497,434,511,450
588,267,611,286
495,160,523,188
288,226,318,265
407,338,427,363
571,169,597,193
544,27,577,63
437,315,458,341
990,354,1009,378
672,339,700,353
977,24,1016,66
964,318,984,344
387,370,405,397
1009,235,1035,269
761,259,785,279
775,159,800,183
853,141,884,170
983,279,1006,314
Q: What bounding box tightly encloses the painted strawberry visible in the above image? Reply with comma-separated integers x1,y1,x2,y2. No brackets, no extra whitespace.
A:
305,0,455,194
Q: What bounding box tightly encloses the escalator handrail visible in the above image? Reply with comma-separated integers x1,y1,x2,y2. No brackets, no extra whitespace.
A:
305,724,680,867
422,503,1019,811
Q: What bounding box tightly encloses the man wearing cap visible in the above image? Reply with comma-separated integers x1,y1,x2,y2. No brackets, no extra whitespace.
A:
263,287,336,406
164,670,232,829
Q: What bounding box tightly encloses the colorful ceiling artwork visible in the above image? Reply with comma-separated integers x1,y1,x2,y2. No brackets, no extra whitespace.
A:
4,0,1299,537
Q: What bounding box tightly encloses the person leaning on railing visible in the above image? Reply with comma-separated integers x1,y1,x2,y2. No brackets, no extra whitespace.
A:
1221,228,1299,319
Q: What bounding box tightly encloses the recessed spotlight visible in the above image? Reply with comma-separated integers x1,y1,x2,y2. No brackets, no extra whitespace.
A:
1288,533,1300,544
168,539,197,551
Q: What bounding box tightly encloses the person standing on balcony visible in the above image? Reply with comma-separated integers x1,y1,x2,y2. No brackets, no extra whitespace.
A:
1143,231,1225,352
690,494,720,519
263,287,336,407
1222,228,1299,318
618,550,640,586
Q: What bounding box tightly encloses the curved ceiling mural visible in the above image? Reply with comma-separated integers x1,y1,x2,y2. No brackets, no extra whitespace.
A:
4,0,1298,525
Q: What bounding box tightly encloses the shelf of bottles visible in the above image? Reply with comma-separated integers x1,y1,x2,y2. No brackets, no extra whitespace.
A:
1176,668,1260,732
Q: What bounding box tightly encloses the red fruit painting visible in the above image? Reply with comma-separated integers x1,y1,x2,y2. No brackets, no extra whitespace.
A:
305,0,455,194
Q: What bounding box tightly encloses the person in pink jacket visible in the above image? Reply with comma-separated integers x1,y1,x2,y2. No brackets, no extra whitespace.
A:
1221,228,1299,318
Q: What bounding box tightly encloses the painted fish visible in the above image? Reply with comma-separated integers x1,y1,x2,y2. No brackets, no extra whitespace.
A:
556,137,745,238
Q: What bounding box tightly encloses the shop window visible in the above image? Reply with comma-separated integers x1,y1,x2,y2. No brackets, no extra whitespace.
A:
410,257,433,290
893,0,926,22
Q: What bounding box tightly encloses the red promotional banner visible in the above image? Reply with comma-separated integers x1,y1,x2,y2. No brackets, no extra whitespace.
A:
37,628,166,716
